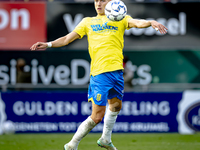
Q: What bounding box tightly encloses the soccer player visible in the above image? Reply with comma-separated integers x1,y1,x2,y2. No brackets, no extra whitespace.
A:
30,0,167,150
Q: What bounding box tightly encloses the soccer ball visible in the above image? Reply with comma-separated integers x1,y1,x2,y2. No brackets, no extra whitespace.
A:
105,0,127,21
2,120,15,134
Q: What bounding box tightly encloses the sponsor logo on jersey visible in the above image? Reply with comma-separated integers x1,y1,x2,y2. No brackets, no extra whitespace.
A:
91,22,118,33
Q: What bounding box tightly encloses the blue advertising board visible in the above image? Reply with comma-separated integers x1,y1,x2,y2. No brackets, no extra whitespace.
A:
0,91,200,134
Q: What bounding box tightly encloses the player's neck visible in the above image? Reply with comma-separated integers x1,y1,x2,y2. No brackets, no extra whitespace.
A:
97,14,106,17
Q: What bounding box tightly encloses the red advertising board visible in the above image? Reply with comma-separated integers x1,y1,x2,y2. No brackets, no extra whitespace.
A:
0,2,46,50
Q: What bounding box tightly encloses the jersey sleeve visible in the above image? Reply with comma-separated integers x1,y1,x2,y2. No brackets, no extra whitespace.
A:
123,15,133,30
73,18,87,39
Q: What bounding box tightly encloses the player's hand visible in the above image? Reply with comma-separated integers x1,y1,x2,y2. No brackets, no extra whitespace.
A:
30,42,48,51
151,21,168,34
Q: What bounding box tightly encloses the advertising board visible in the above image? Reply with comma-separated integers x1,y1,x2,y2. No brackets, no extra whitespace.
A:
0,90,199,134
47,3,200,50
0,50,200,87
0,2,46,50
0,91,182,133
0,2,200,50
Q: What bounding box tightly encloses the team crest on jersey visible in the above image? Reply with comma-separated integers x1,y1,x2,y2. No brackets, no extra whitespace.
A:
91,22,118,33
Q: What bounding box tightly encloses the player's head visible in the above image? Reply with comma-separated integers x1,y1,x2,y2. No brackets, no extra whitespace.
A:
94,0,111,15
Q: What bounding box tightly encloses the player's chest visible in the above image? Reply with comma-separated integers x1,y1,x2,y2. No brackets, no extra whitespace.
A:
87,18,122,34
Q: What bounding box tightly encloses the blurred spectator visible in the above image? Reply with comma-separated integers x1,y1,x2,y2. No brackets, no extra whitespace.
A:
16,58,31,84
123,55,134,87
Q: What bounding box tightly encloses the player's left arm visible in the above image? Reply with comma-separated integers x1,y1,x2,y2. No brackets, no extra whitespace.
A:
128,19,168,34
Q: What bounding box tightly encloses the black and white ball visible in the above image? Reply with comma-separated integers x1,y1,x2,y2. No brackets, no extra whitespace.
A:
105,0,127,21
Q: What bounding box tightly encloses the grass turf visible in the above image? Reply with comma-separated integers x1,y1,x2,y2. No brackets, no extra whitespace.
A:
0,133,200,150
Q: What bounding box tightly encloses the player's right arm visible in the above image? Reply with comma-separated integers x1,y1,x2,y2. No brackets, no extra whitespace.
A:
30,31,80,51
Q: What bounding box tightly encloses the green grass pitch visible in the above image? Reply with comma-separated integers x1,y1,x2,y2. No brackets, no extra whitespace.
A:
0,133,200,150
